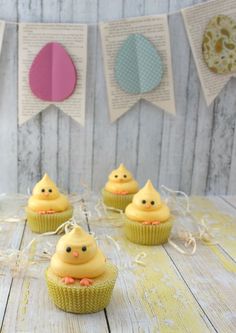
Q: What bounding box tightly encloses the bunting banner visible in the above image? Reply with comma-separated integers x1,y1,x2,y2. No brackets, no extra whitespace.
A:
0,0,235,124
182,0,236,106
0,21,5,56
100,15,176,122
18,23,87,125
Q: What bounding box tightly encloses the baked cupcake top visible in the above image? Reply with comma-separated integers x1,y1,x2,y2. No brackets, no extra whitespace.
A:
105,163,139,195
28,173,70,214
50,226,106,285
125,180,170,224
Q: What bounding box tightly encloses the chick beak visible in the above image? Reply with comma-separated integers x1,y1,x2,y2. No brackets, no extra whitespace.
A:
44,193,49,197
146,203,151,209
73,251,79,257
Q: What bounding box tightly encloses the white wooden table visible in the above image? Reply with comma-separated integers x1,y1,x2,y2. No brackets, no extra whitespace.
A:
0,195,236,332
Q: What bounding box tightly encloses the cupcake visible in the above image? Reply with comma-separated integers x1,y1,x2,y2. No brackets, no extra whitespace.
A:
46,226,118,313
102,163,139,211
124,180,172,245
26,173,73,233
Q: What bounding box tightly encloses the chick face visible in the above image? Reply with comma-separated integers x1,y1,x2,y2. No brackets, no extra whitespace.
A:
56,227,97,265
108,163,133,183
32,173,60,200
132,180,161,211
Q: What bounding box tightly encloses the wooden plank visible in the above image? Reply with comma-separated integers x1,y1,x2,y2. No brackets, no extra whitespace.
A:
115,0,144,181
136,0,169,188
17,0,43,193
40,2,60,182
179,50,200,194
164,237,236,332
206,80,236,195
0,197,26,328
1,0,236,195
0,221,25,328
221,196,236,208
228,133,236,195
159,1,194,191
1,201,109,332
68,0,98,192
57,111,70,191
85,197,215,332
190,99,214,194
189,196,236,262
18,116,42,194
0,0,18,193
91,0,123,192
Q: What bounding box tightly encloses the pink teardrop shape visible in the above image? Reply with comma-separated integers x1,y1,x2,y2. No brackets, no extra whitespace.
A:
29,42,77,102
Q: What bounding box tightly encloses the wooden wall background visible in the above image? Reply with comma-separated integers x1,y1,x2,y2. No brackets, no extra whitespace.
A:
0,0,235,195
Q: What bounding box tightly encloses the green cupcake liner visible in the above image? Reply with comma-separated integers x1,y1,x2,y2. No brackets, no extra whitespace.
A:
124,218,173,245
45,263,118,314
102,188,135,211
26,206,73,233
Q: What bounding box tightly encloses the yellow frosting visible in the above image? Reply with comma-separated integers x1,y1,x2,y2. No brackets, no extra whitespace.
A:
125,180,170,223
28,173,70,213
50,227,106,279
105,164,139,195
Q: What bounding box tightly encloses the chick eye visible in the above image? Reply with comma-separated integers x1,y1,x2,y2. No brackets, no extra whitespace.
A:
48,189,52,193
41,189,45,193
82,246,87,252
114,175,118,178
123,174,127,178
142,200,146,204
66,247,71,253
151,201,155,205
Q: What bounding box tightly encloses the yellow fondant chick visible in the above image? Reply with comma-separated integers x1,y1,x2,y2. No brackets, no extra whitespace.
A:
105,163,139,195
51,226,106,286
125,180,170,225
28,173,70,214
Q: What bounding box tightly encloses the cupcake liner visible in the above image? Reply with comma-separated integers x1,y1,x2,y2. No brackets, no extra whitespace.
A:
102,188,135,211
26,206,73,233
124,218,173,245
45,263,118,314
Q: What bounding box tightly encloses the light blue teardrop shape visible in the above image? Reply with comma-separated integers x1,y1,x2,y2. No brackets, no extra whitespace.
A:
115,34,164,94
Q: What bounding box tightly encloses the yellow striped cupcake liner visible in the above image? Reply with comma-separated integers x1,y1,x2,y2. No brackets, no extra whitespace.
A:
26,206,73,233
102,188,134,211
45,263,118,314
124,218,173,245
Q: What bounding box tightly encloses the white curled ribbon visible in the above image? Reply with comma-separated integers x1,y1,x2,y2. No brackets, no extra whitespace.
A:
0,217,83,277
160,185,191,216
134,252,147,266
197,216,218,245
105,235,121,251
85,199,125,227
168,216,218,255
168,231,197,255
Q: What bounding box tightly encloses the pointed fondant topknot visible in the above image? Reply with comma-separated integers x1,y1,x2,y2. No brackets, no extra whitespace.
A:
67,226,95,247
29,42,77,102
141,179,158,193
